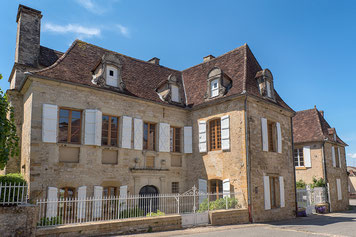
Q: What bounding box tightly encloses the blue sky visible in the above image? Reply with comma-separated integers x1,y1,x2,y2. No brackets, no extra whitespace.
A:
1,0,356,165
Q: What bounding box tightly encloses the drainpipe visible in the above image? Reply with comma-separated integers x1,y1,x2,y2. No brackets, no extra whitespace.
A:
291,117,297,216
244,95,252,222
322,141,330,210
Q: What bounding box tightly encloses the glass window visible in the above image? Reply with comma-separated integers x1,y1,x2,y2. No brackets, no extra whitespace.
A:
102,115,119,146
172,182,179,194
59,108,82,144
209,119,221,151
210,79,219,97
170,127,181,152
294,148,304,167
267,121,277,152
143,122,156,151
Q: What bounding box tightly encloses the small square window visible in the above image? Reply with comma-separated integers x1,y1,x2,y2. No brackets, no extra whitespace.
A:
109,70,114,76
172,182,179,193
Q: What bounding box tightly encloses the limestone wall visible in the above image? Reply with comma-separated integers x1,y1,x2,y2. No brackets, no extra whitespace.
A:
209,209,249,226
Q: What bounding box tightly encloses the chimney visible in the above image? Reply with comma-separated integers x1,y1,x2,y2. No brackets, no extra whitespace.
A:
148,57,160,65
320,110,324,117
203,55,215,62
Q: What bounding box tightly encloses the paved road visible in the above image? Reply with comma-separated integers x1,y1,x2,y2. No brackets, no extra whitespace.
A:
127,208,356,237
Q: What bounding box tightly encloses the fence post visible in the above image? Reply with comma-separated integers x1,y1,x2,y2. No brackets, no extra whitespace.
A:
150,198,152,216
226,196,228,209
193,185,196,213
208,193,210,212
177,194,180,214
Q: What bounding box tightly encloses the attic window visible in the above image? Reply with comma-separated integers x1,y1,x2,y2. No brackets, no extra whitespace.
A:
256,69,274,100
109,70,114,77
211,79,219,97
106,65,118,87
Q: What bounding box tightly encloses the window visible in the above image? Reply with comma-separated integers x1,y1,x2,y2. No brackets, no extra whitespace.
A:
103,187,117,197
143,122,156,151
210,79,219,97
267,121,277,152
170,127,181,152
294,148,304,167
209,179,223,200
59,108,82,144
171,85,180,102
269,176,280,208
172,182,179,193
335,146,340,168
102,115,119,146
146,156,155,168
209,119,221,151
266,81,272,98
59,187,76,219
109,70,114,77
59,187,75,199
106,65,118,87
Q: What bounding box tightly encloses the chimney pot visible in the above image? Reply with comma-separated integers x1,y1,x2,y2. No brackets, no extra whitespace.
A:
203,55,215,62
148,57,160,65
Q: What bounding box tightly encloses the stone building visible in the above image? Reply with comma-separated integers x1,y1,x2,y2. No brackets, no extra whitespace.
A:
347,166,356,196
5,4,296,222
293,107,349,212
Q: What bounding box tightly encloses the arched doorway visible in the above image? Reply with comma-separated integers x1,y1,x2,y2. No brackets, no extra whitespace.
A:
139,185,159,214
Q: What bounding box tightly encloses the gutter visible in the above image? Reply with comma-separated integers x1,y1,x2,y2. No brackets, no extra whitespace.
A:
291,117,297,216
244,94,252,222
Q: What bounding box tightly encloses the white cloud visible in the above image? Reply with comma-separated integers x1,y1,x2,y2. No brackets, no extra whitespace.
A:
116,24,130,38
347,153,356,159
43,23,101,39
75,0,111,14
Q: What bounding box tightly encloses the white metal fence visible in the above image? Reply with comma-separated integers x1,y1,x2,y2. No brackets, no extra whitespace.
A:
297,187,327,214
37,188,242,227
0,182,28,205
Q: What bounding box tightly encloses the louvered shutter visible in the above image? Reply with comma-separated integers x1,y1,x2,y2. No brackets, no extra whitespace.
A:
276,122,282,153
261,118,268,151
133,118,143,150
93,186,103,218
279,176,285,207
263,176,271,210
159,123,170,152
198,179,207,204
304,146,311,168
221,116,230,151
122,116,132,149
336,179,342,200
184,126,192,153
46,187,58,218
119,185,128,210
84,109,102,146
42,104,58,143
77,186,87,219
338,147,342,168
171,85,180,102
199,121,207,152
223,179,230,197
332,147,336,167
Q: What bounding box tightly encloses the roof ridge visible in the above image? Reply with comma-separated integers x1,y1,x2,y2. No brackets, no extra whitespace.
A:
40,45,64,55
182,44,247,72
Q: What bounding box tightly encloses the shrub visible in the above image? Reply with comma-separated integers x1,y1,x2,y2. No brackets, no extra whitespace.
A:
0,173,27,204
119,206,144,218
198,196,238,212
311,177,326,188
0,173,26,184
37,216,62,226
146,209,165,217
296,179,306,189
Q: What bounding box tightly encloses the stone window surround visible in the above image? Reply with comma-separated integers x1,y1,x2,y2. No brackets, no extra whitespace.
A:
294,148,305,168
204,67,230,99
58,107,82,144
256,69,275,101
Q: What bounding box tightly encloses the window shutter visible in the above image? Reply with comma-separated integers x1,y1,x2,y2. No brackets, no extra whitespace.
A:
266,81,271,97
77,186,87,219
263,176,271,210
198,179,207,204
336,179,342,200
106,66,118,87
121,116,132,149
261,118,268,151
133,118,143,150
304,146,311,168
198,121,207,152
93,186,103,218
159,123,170,152
276,122,282,153
84,109,102,146
119,185,128,210
184,126,192,153
46,187,58,218
221,115,230,151
42,104,58,143
338,147,342,168
171,85,180,102
223,179,230,197
332,147,336,167
279,176,285,208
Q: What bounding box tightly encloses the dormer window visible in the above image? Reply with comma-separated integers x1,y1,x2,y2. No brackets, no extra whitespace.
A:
210,79,219,97
205,67,232,99
155,74,184,105
256,69,275,100
171,85,180,102
106,65,118,87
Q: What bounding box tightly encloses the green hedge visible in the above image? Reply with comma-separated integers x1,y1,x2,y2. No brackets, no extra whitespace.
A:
0,173,26,184
198,196,238,212
0,173,27,204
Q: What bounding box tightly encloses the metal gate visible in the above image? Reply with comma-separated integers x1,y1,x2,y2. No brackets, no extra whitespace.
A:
297,187,327,215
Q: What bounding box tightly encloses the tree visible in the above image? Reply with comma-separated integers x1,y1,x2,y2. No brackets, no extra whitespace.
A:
0,74,19,170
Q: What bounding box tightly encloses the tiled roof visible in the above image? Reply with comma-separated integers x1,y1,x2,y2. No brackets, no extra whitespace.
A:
39,46,63,67
293,108,347,145
29,40,292,111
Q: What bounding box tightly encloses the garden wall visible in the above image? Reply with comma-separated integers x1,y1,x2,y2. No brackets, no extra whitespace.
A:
209,209,249,226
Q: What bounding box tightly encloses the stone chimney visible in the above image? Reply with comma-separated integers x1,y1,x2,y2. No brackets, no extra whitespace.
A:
11,5,42,89
319,110,324,117
203,55,215,62
148,57,160,65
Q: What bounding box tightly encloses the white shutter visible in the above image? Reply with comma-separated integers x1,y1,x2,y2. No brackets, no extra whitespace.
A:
77,186,87,219
332,147,336,167
42,104,58,143
336,179,342,200
266,81,271,97
263,176,271,210
304,146,311,168
106,66,118,87
46,187,58,218
279,176,285,208
276,122,282,153
93,186,103,218
119,185,128,210
159,123,170,152
84,109,102,146
171,85,180,102
198,121,207,153
184,126,192,153
221,116,230,151
122,116,132,149
223,179,230,197
133,118,143,150
198,179,207,204
261,118,268,151
338,147,342,168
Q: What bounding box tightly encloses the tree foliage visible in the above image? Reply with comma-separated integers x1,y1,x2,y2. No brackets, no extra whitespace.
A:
296,179,306,189
311,177,326,188
0,74,19,170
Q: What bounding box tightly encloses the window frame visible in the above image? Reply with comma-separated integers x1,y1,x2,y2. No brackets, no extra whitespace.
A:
172,182,179,194
58,108,82,144
208,179,223,201
334,146,340,168
170,127,181,153
102,114,119,147
143,122,156,151
209,119,221,151
267,120,277,152
103,186,118,197
210,78,219,98
294,148,304,167
269,176,280,209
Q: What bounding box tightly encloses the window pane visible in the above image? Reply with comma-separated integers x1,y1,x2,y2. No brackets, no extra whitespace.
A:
170,127,174,152
149,124,156,151
59,109,69,143
71,126,81,143
71,111,81,119
175,128,181,152
143,123,148,150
